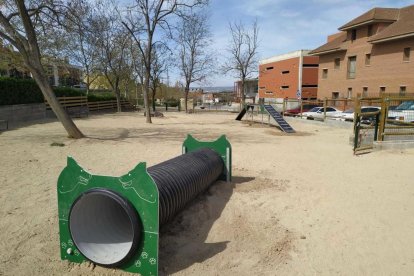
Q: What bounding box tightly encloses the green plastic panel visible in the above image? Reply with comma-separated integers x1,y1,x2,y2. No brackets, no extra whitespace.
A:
182,134,232,182
57,157,159,276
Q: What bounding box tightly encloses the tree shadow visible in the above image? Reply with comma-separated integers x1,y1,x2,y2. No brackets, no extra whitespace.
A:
158,176,255,275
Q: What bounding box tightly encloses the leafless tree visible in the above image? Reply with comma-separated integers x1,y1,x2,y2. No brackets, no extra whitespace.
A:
0,0,84,138
149,45,170,111
223,20,259,105
121,0,207,123
176,12,213,112
63,0,99,95
94,2,131,112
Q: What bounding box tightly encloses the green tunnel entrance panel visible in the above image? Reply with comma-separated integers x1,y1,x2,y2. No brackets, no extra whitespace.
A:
57,158,159,275
182,134,232,182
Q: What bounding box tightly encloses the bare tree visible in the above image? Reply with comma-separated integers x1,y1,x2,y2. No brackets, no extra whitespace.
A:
176,12,213,112
94,3,131,112
121,0,207,123
0,0,84,138
223,20,259,105
149,45,170,112
63,0,99,95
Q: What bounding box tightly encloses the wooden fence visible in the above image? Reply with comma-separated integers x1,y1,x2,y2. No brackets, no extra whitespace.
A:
45,96,135,117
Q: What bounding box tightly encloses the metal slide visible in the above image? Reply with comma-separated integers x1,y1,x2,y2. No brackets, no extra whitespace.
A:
263,104,295,133
235,105,253,121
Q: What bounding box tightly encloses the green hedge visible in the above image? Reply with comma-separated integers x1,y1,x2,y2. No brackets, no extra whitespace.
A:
0,77,43,105
0,77,117,105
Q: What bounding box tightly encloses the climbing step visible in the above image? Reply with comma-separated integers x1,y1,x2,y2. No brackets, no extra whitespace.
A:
263,105,295,133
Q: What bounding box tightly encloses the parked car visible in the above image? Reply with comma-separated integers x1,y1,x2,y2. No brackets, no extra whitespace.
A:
302,106,342,120
388,101,414,123
284,104,320,116
340,106,381,124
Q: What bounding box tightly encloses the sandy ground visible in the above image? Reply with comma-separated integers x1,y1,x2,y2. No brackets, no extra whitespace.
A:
1,111,414,276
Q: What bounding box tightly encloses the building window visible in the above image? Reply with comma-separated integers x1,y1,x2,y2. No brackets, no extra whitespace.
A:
265,91,273,94
46,65,53,75
400,86,407,95
303,64,319,67
365,54,371,66
332,92,339,99
351,29,357,41
362,87,368,97
302,84,318,88
347,56,356,79
322,69,328,79
281,70,290,74
281,85,289,89
266,66,274,70
367,25,373,36
334,58,340,69
259,86,265,89
379,86,386,94
403,47,411,62
347,88,352,99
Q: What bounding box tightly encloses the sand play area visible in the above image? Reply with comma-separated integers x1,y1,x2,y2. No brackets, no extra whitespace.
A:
0,111,414,275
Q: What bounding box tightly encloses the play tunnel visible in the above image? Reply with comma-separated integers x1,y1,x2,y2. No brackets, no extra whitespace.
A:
57,135,232,276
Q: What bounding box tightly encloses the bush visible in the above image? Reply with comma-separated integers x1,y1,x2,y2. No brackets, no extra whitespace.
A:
87,92,116,102
0,77,43,105
0,77,117,105
165,98,179,107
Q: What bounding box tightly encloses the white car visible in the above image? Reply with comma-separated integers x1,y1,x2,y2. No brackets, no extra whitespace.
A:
388,101,414,123
302,106,342,120
340,106,381,122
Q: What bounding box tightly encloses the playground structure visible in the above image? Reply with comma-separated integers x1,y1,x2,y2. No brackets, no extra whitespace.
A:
235,103,295,133
57,135,232,276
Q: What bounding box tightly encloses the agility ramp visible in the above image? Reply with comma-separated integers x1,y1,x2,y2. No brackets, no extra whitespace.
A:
263,104,295,133
57,134,232,276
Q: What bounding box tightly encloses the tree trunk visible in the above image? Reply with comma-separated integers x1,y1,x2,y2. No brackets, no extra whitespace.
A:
152,89,156,112
241,79,246,105
86,74,90,96
115,78,122,112
184,84,190,113
143,70,152,123
31,66,84,138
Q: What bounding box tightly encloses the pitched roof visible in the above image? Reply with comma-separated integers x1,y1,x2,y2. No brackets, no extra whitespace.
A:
338,7,399,30
369,5,414,43
310,5,414,55
308,32,347,55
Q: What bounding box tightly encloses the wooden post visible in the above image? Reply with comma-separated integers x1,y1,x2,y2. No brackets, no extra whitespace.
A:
323,98,327,121
353,97,361,134
378,95,387,141
282,98,286,117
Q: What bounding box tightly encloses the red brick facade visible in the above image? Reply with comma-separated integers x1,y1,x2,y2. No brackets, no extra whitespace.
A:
258,51,319,99
311,5,414,98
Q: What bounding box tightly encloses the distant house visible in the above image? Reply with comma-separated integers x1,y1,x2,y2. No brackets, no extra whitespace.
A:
310,5,414,99
258,50,319,101
233,78,258,103
0,40,82,87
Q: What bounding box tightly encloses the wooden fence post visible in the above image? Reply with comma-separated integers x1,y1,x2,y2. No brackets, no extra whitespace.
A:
323,98,327,121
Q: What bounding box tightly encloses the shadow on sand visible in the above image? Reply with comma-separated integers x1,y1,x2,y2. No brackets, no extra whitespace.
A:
158,176,255,275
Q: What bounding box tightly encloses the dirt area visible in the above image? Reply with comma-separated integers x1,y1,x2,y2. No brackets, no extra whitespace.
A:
1,112,414,275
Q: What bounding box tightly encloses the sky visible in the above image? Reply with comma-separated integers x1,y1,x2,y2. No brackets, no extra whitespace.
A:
202,0,413,87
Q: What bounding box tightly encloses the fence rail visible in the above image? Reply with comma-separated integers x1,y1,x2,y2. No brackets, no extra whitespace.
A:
45,97,135,116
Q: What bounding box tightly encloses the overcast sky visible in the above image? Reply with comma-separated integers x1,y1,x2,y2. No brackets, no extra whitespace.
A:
202,0,413,87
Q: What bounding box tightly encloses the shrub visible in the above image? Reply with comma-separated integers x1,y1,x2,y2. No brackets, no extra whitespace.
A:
0,77,117,105
0,77,43,105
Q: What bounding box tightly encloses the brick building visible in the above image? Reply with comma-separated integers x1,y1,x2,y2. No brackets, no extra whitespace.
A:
233,78,258,103
310,5,414,99
258,50,319,100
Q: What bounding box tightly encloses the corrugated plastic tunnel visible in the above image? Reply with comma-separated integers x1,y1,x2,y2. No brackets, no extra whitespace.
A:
68,148,224,266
